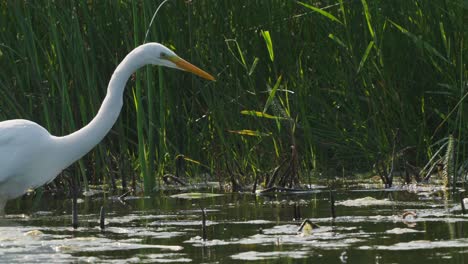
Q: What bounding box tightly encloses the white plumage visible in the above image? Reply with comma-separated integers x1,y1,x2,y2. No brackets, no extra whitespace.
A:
0,43,214,214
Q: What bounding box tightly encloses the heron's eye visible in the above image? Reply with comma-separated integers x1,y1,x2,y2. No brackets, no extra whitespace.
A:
160,52,168,58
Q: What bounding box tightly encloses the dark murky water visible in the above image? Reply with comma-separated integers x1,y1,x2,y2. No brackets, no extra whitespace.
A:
1,184,468,263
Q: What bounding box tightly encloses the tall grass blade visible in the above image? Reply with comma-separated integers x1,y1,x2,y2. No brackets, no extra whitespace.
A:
248,57,260,76
240,110,287,120
388,20,451,65
228,130,271,137
132,2,151,194
357,40,374,74
328,34,348,50
297,2,343,25
360,0,375,39
225,39,247,69
443,135,455,188
263,75,282,113
261,30,274,62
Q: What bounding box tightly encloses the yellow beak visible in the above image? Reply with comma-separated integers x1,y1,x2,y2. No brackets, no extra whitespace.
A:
167,56,215,81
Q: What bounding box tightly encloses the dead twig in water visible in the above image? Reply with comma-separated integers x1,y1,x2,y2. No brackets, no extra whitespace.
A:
329,190,336,219
266,162,284,188
460,192,466,215
100,206,106,231
68,175,80,230
162,174,187,186
293,202,302,221
118,189,132,202
225,161,243,192
201,207,207,241
252,173,259,194
71,194,78,229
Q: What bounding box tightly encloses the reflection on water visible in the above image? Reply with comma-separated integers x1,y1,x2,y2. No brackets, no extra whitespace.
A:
1,186,468,263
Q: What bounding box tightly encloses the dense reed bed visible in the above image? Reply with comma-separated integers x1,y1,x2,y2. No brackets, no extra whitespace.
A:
0,0,466,193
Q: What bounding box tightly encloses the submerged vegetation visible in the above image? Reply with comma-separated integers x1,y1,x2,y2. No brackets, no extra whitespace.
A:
0,1,466,194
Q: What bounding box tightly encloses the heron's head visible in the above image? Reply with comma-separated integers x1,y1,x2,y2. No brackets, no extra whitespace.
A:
147,43,215,81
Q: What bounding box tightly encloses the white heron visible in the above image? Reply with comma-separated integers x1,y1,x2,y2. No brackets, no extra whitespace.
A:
0,43,215,214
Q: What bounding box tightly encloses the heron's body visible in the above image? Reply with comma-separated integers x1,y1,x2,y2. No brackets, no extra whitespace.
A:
0,43,214,214
0,120,60,201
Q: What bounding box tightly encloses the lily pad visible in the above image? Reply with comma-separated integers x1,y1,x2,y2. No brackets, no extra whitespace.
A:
337,196,393,207
385,228,423,234
170,193,223,200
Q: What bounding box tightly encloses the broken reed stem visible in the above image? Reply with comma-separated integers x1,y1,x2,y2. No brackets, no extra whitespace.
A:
100,206,106,231
252,173,258,194
72,191,78,229
293,202,301,221
460,192,466,215
329,190,336,219
119,190,132,201
201,207,207,241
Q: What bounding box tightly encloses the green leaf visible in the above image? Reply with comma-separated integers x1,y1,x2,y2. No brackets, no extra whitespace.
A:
235,41,247,67
361,0,375,39
225,39,247,69
249,57,260,76
328,34,347,50
228,130,272,137
263,75,282,113
176,154,201,166
261,30,274,62
357,40,374,74
298,2,343,25
389,20,451,65
439,22,449,57
241,110,287,120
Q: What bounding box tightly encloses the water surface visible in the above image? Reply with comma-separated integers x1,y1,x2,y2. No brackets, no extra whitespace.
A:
1,186,467,263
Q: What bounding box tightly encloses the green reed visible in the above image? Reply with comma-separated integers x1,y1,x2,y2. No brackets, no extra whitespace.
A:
0,0,465,193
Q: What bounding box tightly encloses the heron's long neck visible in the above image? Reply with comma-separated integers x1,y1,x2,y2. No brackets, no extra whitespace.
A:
56,48,148,169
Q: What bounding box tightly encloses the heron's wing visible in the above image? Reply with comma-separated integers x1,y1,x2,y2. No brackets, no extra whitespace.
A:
0,119,48,183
